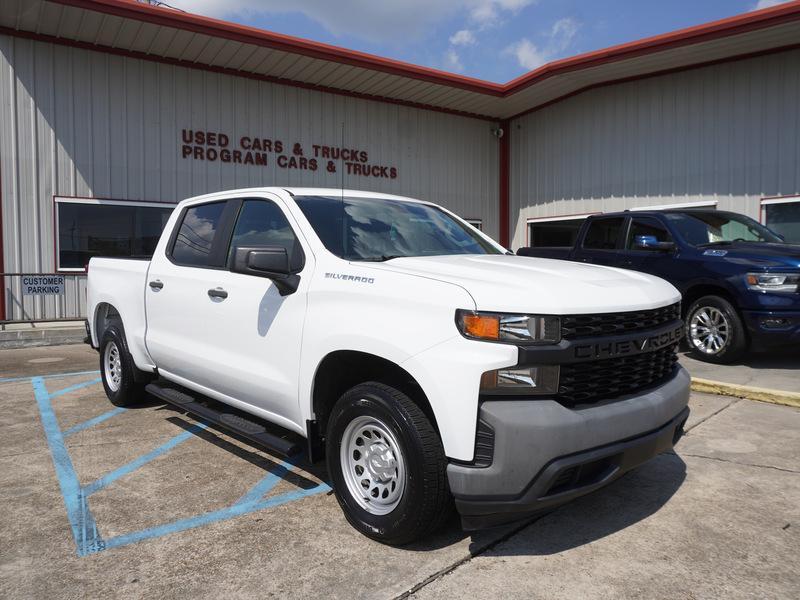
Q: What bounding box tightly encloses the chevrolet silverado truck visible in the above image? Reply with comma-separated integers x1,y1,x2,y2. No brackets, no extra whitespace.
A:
518,209,800,364
87,187,690,545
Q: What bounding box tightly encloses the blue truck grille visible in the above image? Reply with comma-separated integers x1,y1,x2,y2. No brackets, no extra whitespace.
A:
561,302,681,339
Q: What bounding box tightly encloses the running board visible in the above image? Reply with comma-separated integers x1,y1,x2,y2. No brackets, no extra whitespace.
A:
145,382,303,458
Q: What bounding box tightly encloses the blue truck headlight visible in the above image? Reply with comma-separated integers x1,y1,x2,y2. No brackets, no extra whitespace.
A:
745,273,799,293
480,365,560,396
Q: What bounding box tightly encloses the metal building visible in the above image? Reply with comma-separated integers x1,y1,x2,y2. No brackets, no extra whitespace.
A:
1,0,800,322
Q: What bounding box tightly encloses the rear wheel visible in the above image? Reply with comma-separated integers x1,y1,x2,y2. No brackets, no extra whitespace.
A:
685,295,746,364
99,322,146,407
326,382,452,545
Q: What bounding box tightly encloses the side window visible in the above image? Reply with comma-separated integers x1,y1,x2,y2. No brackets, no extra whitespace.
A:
627,217,673,250
228,200,304,272
170,202,227,267
583,217,625,250
528,218,586,248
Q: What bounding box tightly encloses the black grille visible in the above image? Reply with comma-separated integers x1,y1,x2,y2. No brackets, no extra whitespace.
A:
561,303,681,339
557,345,679,407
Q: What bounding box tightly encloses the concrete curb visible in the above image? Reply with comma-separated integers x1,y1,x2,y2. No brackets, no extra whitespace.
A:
692,377,800,409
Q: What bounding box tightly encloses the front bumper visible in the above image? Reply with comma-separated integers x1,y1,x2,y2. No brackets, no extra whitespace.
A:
741,309,800,350
448,367,690,530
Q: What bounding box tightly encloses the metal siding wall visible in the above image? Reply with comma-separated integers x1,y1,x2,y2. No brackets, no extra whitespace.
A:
510,48,800,249
0,35,499,320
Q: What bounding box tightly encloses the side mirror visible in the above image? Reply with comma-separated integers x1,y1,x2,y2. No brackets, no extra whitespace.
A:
231,246,300,296
635,235,675,252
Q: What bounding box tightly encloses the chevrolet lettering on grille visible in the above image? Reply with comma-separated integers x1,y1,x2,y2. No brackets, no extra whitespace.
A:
573,325,683,360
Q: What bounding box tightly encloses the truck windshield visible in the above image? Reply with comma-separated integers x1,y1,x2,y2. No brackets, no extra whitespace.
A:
664,211,783,246
293,195,502,261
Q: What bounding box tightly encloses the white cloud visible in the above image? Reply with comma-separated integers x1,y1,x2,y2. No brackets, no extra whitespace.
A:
550,17,579,52
469,0,536,28
449,29,476,46
171,1,535,42
504,16,581,71
752,0,792,9
504,38,547,70
443,48,464,71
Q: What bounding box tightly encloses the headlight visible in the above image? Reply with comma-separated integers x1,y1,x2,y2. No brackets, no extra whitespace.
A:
456,310,561,344
480,365,560,396
745,273,799,293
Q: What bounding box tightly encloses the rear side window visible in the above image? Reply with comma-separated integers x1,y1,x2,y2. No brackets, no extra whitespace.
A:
583,217,625,250
171,202,226,267
227,200,304,272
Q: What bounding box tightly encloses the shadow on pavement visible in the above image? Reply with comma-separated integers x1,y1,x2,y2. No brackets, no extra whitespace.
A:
467,453,686,556
679,349,799,370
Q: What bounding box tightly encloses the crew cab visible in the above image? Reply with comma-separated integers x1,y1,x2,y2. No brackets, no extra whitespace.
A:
87,187,690,544
519,209,800,363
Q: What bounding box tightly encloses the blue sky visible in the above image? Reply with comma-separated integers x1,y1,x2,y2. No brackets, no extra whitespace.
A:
168,0,794,82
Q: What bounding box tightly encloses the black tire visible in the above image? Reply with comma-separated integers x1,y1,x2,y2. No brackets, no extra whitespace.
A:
325,382,452,545
685,295,747,364
99,322,146,407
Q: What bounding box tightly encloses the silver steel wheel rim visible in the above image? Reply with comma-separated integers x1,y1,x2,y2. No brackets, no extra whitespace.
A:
689,306,730,355
103,341,123,392
340,414,406,516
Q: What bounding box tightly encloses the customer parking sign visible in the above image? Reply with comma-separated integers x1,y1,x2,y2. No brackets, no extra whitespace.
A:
22,275,65,296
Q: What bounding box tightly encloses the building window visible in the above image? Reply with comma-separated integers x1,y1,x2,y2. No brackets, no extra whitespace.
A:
527,216,588,248
762,196,800,243
464,219,483,231
56,197,176,271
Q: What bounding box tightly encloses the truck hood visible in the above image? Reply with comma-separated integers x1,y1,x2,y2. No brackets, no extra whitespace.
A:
697,242,800,269
363,255,680,314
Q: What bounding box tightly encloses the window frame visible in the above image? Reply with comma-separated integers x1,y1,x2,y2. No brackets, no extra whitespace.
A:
580,216,628,252
525,213,596,248
623,216,674,252
760,195,800,231
224,198,306,274
54,195,177,273
167,200,239,270
630,200,718,211
463,218,483,231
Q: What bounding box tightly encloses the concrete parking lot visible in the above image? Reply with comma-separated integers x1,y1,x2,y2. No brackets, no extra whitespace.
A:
1,345,798,599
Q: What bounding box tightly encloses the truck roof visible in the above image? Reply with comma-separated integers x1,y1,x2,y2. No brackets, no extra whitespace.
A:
177,187,428,208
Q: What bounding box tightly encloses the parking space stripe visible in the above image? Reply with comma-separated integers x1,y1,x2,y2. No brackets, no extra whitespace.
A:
235,461,293,506
49,378,102,400
101,484,331,553
62,407,127,438
82,423,209,497
32,377,106,556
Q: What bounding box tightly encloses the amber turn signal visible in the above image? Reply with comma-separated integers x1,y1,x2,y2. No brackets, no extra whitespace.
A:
461,313,500,340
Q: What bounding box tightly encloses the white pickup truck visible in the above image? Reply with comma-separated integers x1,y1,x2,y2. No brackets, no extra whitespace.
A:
87,187,690,545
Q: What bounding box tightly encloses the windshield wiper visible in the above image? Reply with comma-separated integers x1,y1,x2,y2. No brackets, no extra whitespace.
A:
354,254,406,262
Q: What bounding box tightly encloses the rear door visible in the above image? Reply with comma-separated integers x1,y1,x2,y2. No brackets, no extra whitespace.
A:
145,198,238,388
573,216,627,266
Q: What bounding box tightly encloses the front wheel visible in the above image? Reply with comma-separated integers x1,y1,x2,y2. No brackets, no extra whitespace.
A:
325,382,452,545
685,295,746,364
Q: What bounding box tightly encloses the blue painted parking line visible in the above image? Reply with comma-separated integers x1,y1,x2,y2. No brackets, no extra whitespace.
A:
32,377,105,556
49,377,102,399
82,423,208,496
63,407,127,438
31,371,331,557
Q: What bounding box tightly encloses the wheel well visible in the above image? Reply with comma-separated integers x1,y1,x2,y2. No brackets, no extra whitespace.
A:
311,351,438,441
94,303,121,341
681,285,737,317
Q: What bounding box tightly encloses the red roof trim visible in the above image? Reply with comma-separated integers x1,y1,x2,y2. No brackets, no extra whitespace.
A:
49,0,800,98
0,26,498,122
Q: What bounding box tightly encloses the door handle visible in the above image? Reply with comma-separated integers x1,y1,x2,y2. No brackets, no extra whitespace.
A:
149,280,164,290
207,287,228,299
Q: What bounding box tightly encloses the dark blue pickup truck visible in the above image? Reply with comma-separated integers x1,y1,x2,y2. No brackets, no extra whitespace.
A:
518,209,800,363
